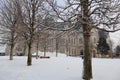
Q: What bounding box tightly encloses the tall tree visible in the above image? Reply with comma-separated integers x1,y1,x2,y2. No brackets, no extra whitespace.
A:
21,0,40,66
115,45,120,57
19,0,49,66
47,0,120,80
0,0,21,60
35,34,40,59
97,37,110,56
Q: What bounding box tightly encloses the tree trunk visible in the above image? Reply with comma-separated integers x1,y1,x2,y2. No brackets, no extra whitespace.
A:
27,42,32,66
36,40,39,59
9,32,15,60
56,46,58,57
66,42,68,56
81,0,92,79
43,42,47,57
56,38,58,57
9,43,14,60
23,42,27,56
65,37,68,56
83,33,92,80
44,46,46,57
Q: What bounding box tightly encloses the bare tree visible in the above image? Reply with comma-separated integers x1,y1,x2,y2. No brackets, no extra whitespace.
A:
18,0,49,66
0,0,21,60
35,34,40,59
55,37,59,57
47,0,120,80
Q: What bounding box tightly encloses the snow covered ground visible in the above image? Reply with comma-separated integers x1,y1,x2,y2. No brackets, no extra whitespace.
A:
32,52,67,57
0,52,120,80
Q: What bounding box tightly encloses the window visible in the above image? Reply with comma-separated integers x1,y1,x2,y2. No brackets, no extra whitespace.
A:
68,38,70,43
71,38,74,45
79,38,83,44
74,38,76,45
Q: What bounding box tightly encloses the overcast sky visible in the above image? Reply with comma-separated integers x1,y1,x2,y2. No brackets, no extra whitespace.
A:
110,31,120,47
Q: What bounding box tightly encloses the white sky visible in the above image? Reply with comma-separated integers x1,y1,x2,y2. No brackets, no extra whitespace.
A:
57,0,66,7
110,31,120,47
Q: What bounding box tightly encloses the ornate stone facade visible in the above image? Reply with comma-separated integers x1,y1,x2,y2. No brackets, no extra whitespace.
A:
6,22,112,57
46,27,99,57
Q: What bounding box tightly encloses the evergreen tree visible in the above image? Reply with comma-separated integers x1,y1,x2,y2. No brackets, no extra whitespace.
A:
115,45,120,57
97,38,110,55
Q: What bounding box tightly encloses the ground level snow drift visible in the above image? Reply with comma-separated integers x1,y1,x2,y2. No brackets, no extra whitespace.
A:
0,56,120,80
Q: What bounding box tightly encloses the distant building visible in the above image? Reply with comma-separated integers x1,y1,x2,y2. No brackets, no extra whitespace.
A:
5,22,112,57
0,45,6,56
40,22,112,57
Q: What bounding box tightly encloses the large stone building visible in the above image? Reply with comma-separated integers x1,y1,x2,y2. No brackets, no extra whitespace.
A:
46,22,99,57
5,22,112,57
39,22,112,57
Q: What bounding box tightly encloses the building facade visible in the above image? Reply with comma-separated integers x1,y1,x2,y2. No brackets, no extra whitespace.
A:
5,22,112,57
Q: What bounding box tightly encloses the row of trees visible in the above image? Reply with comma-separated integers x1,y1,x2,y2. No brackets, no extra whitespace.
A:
0,0,54,65
0,0,120,80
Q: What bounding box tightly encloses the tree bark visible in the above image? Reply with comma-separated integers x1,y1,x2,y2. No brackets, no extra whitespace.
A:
83,33,92,80
9,43,14,60
81,0,92,79
44,46,46,57
56,38,59,57
27,0,35,65
66,39,69,56
27,42,32,66
9,33,14,60
36,40,39,59
23,42,27,56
